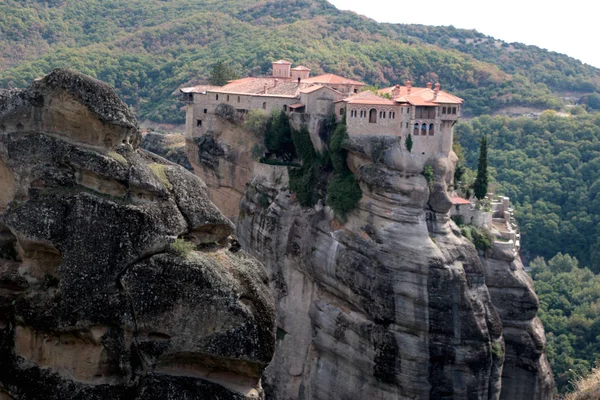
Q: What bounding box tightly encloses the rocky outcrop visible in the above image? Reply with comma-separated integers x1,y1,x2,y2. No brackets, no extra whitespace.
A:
0,70,275,399
233,134,554,399
482,250,554,400
140,132,193,171
186,120,261,223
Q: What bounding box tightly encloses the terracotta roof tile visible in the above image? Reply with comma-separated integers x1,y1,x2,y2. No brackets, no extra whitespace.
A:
291,66,311,71
273,59,292,64
210,77,309,97
451,195,472,205
379,85,463,105
302,74,365,86
342,91,396,105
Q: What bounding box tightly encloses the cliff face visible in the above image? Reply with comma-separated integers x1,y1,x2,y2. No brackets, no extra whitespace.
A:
482,250,554,399
226,129,552,398
0,70,275,399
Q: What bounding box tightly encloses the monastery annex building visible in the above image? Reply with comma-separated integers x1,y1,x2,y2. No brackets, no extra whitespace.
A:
182,59,463,157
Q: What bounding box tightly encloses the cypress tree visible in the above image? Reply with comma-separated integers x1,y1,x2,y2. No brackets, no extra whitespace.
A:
474,135,489,200
405,133,413,153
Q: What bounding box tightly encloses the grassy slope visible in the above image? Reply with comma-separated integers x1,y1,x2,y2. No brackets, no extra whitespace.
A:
1,0,599,123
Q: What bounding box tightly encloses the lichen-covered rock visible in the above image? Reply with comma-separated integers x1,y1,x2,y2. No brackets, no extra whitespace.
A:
235,134,553,399
0,70,275,399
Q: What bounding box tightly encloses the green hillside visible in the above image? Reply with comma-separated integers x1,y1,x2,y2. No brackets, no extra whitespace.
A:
3,0,600,394
1,0,598,123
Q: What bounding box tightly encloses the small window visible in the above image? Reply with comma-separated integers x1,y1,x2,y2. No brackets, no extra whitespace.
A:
429,123,435,135
262,102,267,110
340,108,345,116
452,107,457,115
197,120,202,127
203,109,207,114
284,105,288,112
406,123,409,128
227,95,230,102
216,94,219,101
238,96,241,103
442,107,446,114
354,89,358,93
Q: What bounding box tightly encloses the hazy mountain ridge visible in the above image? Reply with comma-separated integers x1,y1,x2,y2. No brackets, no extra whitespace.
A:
1,0,598,122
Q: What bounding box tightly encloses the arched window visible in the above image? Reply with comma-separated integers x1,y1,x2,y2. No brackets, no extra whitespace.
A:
429,123,435,135
421,123,427,135
262,102,267,110
340,108,345,116
369,108,377,123
413,123,419,135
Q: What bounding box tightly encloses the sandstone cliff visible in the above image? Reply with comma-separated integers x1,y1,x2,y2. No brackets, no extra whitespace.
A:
186,120,554,398
0,70,275,399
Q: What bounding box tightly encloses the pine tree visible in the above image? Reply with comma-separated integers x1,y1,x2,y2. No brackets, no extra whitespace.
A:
473,135,488,200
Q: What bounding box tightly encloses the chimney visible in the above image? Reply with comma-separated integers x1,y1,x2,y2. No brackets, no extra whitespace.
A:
406,80,412,94
274,78,278,87
427,82,432,89
434,82,440,100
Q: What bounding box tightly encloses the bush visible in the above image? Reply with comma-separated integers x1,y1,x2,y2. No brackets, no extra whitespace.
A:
461,225,493,251
168,238,196,257
422,164,434,187
264,110,295,161
215,103,236,122
244,109,269,137
327,173,362,219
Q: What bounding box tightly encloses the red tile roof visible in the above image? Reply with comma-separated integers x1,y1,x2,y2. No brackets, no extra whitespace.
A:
291,66,311,71
451,195,472,205
302,74,365,86
210,77,308,97
299,84,342,95
340,90,396,106
379,85,463,105
273,60,292,65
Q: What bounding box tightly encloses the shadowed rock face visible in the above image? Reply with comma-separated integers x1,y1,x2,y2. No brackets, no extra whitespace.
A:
0,70,275,400
232,134,554,399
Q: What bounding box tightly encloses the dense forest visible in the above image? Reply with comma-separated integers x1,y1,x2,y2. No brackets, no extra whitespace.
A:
1,0,599,123
455,113,600,393
455,112,600,272
2,0,600,395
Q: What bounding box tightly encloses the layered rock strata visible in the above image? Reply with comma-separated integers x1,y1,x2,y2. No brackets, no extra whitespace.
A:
0,70,275,399
233,134,554,399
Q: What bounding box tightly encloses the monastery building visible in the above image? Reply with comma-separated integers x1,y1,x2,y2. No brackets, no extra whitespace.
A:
182,59,463,157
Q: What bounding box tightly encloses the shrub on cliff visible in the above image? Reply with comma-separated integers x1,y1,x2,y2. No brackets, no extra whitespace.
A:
288,126,327,207
264,110,295,161
327,118,362,219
